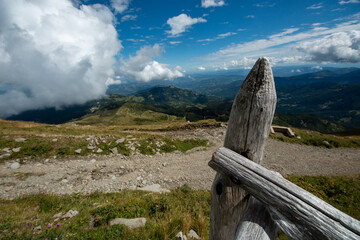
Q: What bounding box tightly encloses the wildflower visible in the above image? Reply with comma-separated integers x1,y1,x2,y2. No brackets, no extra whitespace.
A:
56,223,60,227
47,224,52,228
26,225,30,229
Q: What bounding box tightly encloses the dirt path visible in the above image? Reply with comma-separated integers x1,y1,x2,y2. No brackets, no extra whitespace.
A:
1,127,359,200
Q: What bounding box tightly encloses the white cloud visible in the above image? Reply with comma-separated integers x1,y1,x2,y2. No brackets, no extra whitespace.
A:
166,14,206,37
203,18,360,65
339,0,360,4
245,15,255,19
198,32,237,42
0,0,121,118
111,0,131,14
201,0,225,8
105,78,122,86
307,3,323,9
197,66,206,71
119,44,184,82
296,30,360,63
121,14,137,22
169,41,182,45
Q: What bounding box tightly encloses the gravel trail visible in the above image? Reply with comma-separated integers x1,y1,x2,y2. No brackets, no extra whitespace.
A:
1,127,359,200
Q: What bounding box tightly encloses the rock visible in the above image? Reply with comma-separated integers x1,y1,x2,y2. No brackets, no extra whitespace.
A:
116,138,125,144
110,147,118,154
15,137,26,142
5,186,13,191
10,162,20,170
109,218,146,229
96,148,103,153
52,212,64,218
138,184,170,193
175,231,188,240
2,148,11,153
0,153,11,159
75,149,82,154
188,229,200,239
87,145,95,150
323,141,330,147
90,159,97,163
61,210,79,219
12,147,21,153
52,138,58,142
61,179,68,183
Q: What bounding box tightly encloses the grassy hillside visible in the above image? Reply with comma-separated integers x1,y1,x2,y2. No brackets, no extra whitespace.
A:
1,175,359,239
77,102,184,126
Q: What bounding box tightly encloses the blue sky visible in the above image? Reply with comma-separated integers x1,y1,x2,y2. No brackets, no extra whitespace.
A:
101,0,360,72
0,0,359,117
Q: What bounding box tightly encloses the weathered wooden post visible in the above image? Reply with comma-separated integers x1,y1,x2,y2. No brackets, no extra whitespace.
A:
209,57,277,239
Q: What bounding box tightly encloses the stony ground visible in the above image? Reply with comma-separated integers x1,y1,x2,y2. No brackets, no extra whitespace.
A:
1,126,360,200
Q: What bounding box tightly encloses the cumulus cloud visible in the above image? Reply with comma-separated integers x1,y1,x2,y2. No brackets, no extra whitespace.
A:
296,30,360,63
119,44,184,82
0,0,121,118
339,0,360,4
166,14,206,37
201,0,225,8
111,0,131,14
197,66,206,71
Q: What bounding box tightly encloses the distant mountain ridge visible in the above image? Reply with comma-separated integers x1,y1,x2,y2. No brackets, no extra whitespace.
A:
5,67,360,132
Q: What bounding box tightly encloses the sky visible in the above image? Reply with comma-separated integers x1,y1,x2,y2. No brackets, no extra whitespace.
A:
0,0,359,117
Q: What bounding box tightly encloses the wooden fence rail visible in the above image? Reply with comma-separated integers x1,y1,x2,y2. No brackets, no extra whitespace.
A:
208,57,360,239
209,147,360,240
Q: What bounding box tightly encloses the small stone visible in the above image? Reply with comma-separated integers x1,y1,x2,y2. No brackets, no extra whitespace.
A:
86,175,92,180
323,141,330,147
162,163,167,167
109,218,146,229
0,153,11,159
115,138,125,144
5,186,13,191
188,229,200,239
96,148,103,153
52,138,58,142
12,147,21,153
176,231,188,240
15,137,26,143
61,179,68,183
2,148,11,153
75,149,82,154
90,159,97,163
10,162,20,170
61,210,79,219
110,147,118,154
111,175,116,180
87,145,95,150
137,184,170,193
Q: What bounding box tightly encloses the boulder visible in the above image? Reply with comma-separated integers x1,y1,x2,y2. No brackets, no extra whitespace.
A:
116,138,125,144
109,218,146,229
110,147,118,154
15,138,26,142
75,149,82,154
10,162,20,170
188,229,200,239
12,147,21,153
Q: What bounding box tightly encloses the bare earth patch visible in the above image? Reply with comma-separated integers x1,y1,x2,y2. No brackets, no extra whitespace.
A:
1,127,359,200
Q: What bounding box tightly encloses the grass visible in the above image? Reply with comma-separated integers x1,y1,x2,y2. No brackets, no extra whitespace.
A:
0,176,359,239
0,126,208,161
0,186,210,239
270,127,360,149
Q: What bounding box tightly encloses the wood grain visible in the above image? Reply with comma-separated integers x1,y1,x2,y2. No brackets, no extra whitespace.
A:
209,57,277,240
209,147,360,240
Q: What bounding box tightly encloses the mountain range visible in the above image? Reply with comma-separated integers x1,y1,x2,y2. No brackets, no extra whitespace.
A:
6,67,360,133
